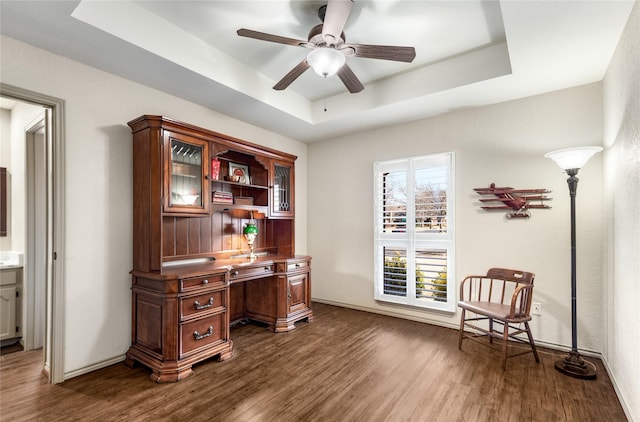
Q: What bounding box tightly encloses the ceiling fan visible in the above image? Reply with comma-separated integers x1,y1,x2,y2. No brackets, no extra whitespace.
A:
237,0,416,94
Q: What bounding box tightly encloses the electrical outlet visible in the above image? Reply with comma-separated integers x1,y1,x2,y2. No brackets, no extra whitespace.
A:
532,302,542,315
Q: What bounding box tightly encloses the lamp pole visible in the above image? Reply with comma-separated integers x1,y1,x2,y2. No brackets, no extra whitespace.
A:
545,146,602,380
553,168,596,379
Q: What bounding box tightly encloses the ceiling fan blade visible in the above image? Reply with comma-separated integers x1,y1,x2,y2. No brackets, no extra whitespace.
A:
237,28,309,48
337,64,364,93
273,59,311,90
347,44,416,63
322,0,353,46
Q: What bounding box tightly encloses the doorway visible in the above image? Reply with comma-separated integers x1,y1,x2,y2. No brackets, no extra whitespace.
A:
0,84,65,383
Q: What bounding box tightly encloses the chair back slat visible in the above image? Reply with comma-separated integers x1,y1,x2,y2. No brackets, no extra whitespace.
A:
487,268,534,285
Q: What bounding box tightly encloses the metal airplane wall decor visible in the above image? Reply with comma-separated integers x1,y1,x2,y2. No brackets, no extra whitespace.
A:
474,183,552,219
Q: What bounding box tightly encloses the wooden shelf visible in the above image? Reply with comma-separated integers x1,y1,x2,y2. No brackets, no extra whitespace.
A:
211,203,267,219
211,179,268,190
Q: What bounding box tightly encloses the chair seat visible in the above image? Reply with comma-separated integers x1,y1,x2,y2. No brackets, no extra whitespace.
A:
458,300,530,322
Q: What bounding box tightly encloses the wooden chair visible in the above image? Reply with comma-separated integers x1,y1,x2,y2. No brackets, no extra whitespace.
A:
458,268,540,370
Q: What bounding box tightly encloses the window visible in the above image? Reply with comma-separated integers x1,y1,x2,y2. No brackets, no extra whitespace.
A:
373,153,455,311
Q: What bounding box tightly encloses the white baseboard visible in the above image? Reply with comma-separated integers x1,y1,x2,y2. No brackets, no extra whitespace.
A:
64,354,127,380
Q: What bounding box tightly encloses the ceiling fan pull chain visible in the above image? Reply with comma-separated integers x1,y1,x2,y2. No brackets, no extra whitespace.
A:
323,79,328,112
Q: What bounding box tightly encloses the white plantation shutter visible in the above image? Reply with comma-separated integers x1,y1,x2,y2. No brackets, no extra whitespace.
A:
374,153,455,311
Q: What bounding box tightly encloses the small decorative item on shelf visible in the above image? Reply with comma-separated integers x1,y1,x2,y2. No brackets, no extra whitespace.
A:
243,211,259,260
210,158,220,181
212,191,233,204
229,162,250,184
234,196,254,205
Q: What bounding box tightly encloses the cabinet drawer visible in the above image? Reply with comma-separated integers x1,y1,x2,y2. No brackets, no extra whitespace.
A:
0,268,20,286
180,314,225,357
276,259,310,273
180,290,225,321
287,261,308,272
230,264,274,281
180,273,226,292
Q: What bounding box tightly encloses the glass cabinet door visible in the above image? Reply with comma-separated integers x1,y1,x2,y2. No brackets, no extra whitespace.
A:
270,160,294,218
164,132,209,215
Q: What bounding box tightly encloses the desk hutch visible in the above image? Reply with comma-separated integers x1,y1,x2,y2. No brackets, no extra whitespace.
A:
125,115,313,382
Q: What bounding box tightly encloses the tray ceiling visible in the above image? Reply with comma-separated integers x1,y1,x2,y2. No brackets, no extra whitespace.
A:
0,1,634,142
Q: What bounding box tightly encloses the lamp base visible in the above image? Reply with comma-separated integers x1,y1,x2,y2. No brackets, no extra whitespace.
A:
554,350,596,380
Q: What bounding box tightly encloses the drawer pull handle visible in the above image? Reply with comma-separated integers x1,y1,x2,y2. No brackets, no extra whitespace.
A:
264,266,271,271
233,270,239,276
193,326,213,341
202,279,209,285
194,297,214,310
295,263,301,268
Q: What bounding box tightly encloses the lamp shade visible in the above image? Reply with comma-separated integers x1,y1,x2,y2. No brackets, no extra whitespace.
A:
243,223,258,236
307,48,346,77
544,146,603,170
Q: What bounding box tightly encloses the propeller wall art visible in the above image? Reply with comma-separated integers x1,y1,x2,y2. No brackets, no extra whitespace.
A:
237,0,416,93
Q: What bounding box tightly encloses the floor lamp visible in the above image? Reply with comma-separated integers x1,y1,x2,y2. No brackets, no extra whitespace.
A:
545,146,602,380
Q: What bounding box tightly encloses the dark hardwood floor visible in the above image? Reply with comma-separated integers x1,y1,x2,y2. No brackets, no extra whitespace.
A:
0,303,627,421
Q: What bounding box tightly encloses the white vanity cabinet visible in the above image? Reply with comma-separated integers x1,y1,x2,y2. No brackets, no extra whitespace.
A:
0,267,22,341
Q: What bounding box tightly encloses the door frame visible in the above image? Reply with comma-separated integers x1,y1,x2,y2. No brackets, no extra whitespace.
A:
1,83,65,384
25,110,48,352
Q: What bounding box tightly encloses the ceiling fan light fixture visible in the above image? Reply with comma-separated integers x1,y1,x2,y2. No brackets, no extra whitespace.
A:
306,48,345,78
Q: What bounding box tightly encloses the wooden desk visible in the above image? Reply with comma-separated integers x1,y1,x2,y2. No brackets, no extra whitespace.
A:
125,255,313,382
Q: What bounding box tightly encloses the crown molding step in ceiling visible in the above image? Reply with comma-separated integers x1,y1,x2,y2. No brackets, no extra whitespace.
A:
0,0,634,142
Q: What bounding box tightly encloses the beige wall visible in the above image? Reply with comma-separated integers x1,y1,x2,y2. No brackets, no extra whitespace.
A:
0,34,308,377
603,1,640,420
308,82,604,354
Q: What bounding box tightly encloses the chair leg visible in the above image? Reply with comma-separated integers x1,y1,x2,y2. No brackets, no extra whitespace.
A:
502,322,509,371
489,318,494,344
524,321,540,363
458,309,466,350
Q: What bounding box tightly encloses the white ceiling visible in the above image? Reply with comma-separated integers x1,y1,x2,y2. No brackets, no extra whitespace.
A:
0,1,634,142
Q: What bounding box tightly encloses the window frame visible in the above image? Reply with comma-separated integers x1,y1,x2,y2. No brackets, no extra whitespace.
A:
373,152,456,312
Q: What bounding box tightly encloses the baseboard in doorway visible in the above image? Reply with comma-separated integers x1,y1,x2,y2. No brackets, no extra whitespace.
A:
63,354,127,381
